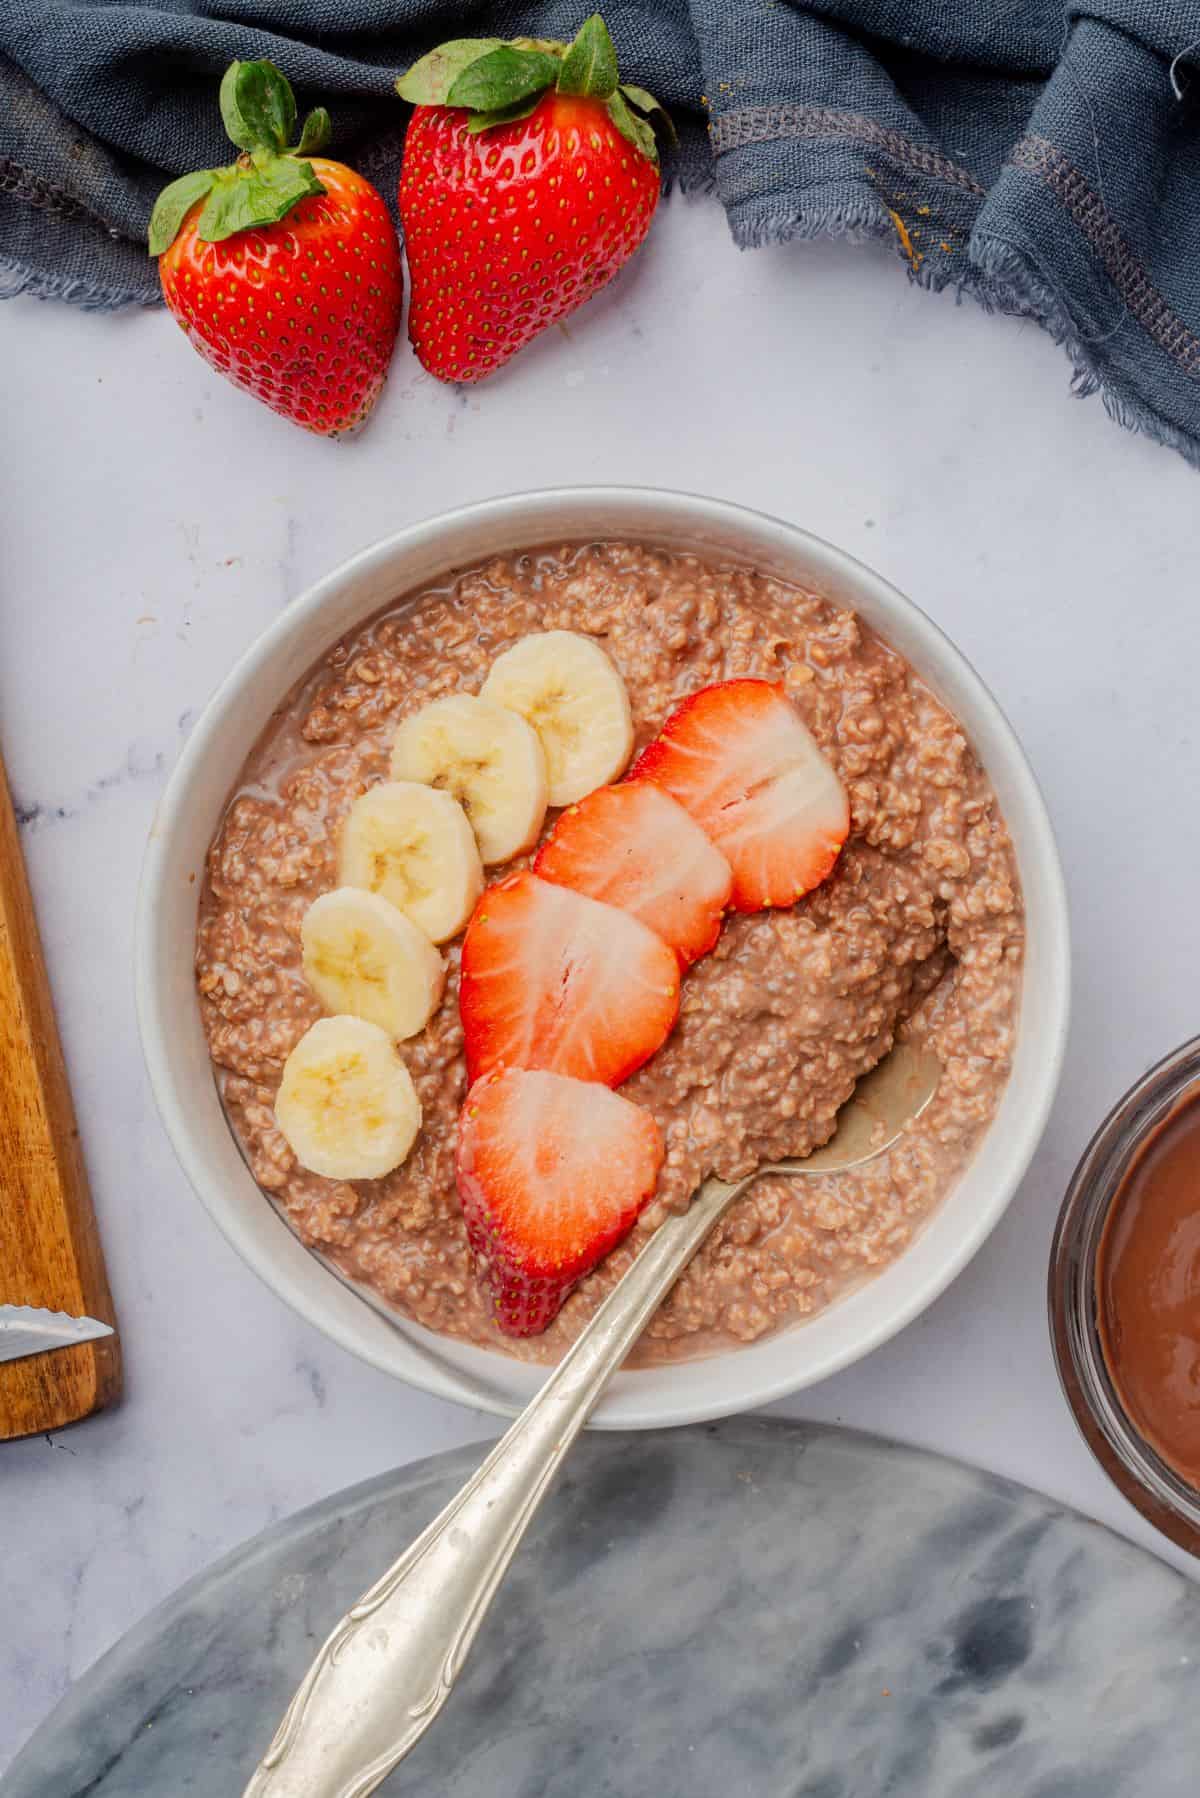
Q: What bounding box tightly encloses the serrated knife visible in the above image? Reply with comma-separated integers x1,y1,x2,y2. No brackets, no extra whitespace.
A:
0,1305,115,1364
0,747,121,1438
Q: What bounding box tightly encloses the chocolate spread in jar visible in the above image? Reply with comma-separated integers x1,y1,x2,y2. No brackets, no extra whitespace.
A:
1097,1087,1200,1489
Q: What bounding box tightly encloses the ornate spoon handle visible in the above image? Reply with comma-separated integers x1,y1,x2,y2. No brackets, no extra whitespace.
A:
243,1173,740,1798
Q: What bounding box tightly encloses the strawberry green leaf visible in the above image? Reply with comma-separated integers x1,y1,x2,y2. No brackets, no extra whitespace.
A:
618,82,659,112
396,38,505,105
219,60,296,155
295,107,331,156
148,167,217,255
465,96,542,135
620,82,678,144
447,45,561,112
605,89,658,164
196,155,325,244
556,15,619,99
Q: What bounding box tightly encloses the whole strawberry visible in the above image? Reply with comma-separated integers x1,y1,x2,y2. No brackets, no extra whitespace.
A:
149,61,402,435
396,15,669,382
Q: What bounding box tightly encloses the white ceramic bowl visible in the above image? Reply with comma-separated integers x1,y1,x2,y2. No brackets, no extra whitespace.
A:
137,488,1070,1430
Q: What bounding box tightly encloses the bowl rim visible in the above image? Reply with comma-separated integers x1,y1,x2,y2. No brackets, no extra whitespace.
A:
136,485,1071,1428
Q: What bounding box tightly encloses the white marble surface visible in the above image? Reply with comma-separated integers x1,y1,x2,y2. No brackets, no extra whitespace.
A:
3,191,1199,1770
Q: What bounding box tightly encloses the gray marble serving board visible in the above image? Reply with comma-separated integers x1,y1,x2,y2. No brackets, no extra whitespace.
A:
8,1418,1199,1796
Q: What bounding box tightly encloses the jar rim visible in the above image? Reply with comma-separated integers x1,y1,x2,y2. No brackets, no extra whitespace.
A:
1048,1034,1200,1555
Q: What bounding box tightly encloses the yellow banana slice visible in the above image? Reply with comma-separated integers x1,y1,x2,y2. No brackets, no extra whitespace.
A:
390,692,548,864
480,630,634,807
274,1015,421,1181
340,780,483,944
300,886,445,1041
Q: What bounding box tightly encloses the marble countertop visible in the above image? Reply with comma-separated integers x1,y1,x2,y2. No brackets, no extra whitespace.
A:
12,1420,1200,1796
3,191,1198,1771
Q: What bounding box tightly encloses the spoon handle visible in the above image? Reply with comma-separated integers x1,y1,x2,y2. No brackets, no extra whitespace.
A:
243,1173,741,1798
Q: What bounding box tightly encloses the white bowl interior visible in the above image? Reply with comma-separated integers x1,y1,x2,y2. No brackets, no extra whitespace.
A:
137,489,1070,1429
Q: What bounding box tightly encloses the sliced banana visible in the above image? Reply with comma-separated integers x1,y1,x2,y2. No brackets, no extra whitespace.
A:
301,887,445,1041
275,1015,421,1181
390,693,548,865
340,780,483,944
480,631,634,808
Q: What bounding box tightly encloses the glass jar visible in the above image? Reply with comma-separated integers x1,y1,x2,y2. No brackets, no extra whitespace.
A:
1048,1035,1200,1555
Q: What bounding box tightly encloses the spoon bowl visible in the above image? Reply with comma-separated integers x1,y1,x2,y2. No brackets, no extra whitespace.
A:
770,1042,942,1178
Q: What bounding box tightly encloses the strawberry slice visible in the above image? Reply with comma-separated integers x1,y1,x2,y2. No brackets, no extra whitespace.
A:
631,679,849,912
457,1068,664,1335
533,780,733,968
459,872,680,1086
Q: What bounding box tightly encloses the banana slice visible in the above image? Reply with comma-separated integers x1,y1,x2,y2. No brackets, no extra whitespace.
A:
390,693,548,865
340,780,483,944
301,887,445,1041
275,1015,421,1181
480,631,634,807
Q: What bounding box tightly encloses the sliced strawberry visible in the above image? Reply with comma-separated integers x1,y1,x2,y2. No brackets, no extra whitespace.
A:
631,679,849,912
457,1068,664,1335
459,872,680,1086
533,781,733,968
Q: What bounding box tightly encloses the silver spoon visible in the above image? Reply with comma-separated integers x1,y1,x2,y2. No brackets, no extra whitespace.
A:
244,1040,941,1798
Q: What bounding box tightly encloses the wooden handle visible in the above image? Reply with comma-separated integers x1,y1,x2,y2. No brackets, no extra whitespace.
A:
0,752,121,1438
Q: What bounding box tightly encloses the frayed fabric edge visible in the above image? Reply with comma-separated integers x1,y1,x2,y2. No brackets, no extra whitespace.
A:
730,195,1020,311
730,193,1200,469
731,194,890,252
661,130,717,201
663,161,717,200
971,233,1200,470
0,254,159,312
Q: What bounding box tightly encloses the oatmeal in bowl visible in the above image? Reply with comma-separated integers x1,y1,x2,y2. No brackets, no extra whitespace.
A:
138,490,1069,1426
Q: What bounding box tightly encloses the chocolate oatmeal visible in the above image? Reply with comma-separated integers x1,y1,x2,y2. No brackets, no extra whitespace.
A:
197,542,1023,1364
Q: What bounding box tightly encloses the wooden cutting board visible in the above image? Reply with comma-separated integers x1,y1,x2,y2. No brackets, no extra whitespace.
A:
0,750,121,1438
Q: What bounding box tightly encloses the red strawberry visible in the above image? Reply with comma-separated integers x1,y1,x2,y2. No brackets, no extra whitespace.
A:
632,680,850,912
457,1067,664,1335
459,871,679,1086
151,61,402,435
534,780,733,967
396,17,668,382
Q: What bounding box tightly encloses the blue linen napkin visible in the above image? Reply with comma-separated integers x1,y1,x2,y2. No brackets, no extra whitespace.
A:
3,1,1200,466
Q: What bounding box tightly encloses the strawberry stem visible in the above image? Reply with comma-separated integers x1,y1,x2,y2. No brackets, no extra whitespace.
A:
556,16,619,100
604,90,658,163
446,44,562,112
295,107,332,156
149,58,331,256
395,14,671,164
219,59,296,155
148,168,216,254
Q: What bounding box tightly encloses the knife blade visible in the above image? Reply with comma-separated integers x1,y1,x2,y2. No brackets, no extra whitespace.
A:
0,1304,114,1365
